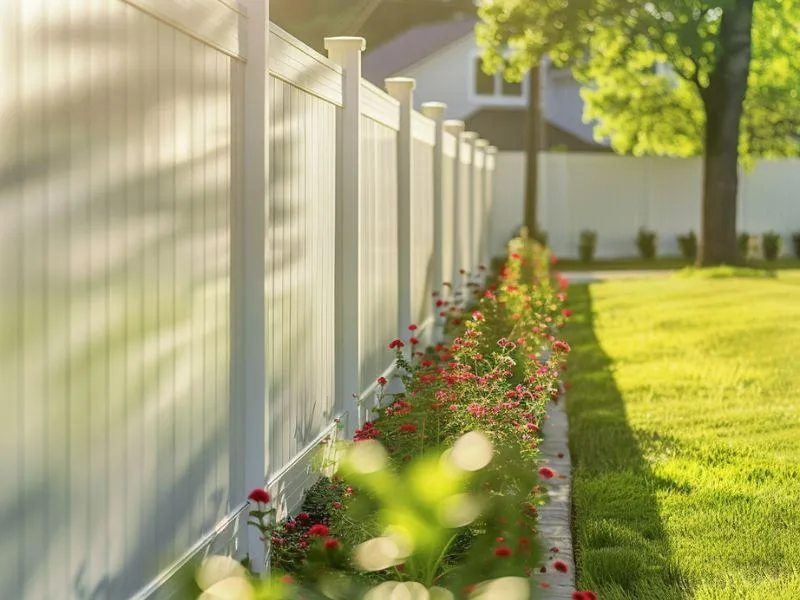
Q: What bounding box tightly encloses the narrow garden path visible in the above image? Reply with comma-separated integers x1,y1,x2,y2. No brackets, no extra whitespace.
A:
563,271,800,599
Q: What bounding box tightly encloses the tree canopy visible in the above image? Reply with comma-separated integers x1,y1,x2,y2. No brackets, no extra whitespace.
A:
476,0,800,162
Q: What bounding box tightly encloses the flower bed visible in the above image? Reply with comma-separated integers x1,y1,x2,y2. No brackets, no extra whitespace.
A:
195,236,596,600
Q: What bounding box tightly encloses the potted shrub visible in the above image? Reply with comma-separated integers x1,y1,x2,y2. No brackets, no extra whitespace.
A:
762,231,782,261
792,232,800,259
636,227,657,260
676,231,697,261
738,232,751,260
579,230,597,263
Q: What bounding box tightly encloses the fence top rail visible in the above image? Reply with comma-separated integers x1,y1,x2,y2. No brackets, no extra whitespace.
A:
361,78,401,130
411,111,436,147
269,23,344,106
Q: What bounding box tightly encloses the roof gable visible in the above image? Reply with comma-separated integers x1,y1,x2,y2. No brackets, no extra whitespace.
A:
362,18,477,85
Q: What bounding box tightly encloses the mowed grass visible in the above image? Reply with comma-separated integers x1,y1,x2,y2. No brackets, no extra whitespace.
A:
564,271,800,599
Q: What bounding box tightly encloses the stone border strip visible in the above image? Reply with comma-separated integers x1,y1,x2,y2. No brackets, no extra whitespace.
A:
535,394,576,598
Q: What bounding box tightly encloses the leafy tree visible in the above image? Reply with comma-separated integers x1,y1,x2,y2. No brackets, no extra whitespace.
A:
476,0,800,266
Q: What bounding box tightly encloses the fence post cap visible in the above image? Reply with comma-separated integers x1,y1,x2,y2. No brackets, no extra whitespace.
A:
421,102,447,120
443,119,465,134
475,139,489,148
486,145,498,154
461,131,479,142
323,36,366,52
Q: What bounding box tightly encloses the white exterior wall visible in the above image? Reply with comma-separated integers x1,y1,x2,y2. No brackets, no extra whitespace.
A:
491,152,800,259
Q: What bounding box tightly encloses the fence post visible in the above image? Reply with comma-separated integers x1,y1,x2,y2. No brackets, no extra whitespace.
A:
474,139,489,285
324,36,366,437
485,145,498,268
461,131,479,288
421,102,447,342
443,120,464,301
385,77,416,343
231,0,268,571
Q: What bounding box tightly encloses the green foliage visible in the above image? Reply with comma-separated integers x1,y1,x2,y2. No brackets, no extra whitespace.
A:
579,230,598,263
636,228,657,260
476,0,800,161
762,231,782,261
793,232,800,259
676,231,697,261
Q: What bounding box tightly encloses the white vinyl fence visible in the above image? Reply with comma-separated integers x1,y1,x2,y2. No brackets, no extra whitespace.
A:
492,152,800,260
0,1,497,598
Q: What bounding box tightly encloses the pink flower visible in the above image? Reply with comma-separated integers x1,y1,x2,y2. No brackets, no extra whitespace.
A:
248,488,271,504
389,339,405,349
332,501,343,509
538,467,555,479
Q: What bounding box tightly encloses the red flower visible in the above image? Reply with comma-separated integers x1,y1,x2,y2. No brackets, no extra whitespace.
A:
553,560,568,573
323,537,340,550
562,308,573,318
389,339,405,349
307,524,330,537
377,376,388,386
494,546,512,557
552,340,571,353
408,324,418,331
399,423,418,433
550,546,560,553
409,336,419,345
538,467,555,479
573,593,597,600
511,252,522,260
279,575,294,584
248,488,271,504
296,512,310,521
332,501,343,509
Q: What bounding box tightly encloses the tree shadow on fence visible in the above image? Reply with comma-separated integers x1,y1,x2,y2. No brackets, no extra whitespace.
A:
565,283,690,600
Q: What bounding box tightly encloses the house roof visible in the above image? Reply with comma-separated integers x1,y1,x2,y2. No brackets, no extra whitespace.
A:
362,18,478,85
464,108,612,153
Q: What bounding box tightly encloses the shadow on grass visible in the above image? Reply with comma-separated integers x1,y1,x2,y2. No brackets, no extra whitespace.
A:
565,284,690,600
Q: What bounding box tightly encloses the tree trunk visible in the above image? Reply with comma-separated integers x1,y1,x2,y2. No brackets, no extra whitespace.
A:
696,0,755,267
524,65,541,235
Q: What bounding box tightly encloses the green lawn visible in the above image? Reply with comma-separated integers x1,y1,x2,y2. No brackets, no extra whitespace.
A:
564,271,800,599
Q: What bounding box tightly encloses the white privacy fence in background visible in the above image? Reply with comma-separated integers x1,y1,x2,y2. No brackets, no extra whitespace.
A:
491,152,800,260
0,1,498,598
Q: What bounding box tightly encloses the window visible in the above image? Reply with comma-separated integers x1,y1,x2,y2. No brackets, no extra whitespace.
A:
471,55,528,105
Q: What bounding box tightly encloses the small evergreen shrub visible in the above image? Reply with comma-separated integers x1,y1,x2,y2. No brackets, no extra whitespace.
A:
738,232,751,259
762,231,782,261
676,231,697,261
792,232,800,259
636,227,657,260
579,230,598,263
